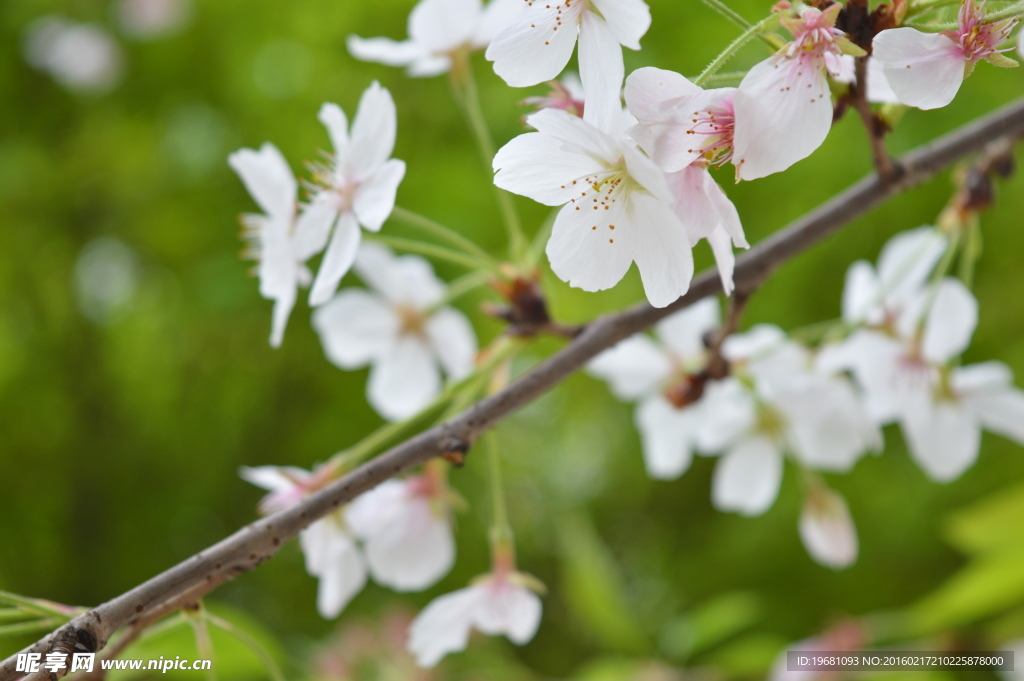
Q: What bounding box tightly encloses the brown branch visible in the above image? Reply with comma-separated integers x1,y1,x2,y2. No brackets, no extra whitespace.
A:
6,95,1024,681
851,56,900,181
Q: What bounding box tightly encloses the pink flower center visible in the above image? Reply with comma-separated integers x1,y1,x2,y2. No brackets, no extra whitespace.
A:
686,95,736,167
950,0,1015,63
782,8,845,64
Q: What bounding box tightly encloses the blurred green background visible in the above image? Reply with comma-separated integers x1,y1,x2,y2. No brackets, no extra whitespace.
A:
3,0,1024,679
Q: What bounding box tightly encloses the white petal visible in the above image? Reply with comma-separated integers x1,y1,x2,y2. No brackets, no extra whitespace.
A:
921,277,978,364
590,0,651,50
587,334,673,400
268,283,296,348
493,132,605,206
654,296,720,362
733,54,833,181
239,465,309,492
696,378,757,452
780,376,878,472
408,54,454,77
578,12,624,132
712,436,784,516
346,35,423,68
485,3,581,87
901,397,980,481
317,103,352,175
368,335,442,421
623,66,702,121
526,106,621,162
546,197,634,295
707,225,738,295
409,0,482,55
475,0,528,48
873,28,965,110
408,588,482,667
309,212,362,306
425,307,478,380
841,260,880,325
473,582,543,644
292,192,339,261
350,81,398,178
311,289,399,369
227,143,296,222
722,324,787,361
635,395,701,480
799,488,858,569
956,362,1024,446
876,226,947,308
315,532,367,619
353,159,405,232
354,242,445,308
628,191,694,308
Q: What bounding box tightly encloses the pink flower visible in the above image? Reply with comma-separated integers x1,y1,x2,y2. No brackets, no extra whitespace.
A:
873,0,1018,110
799,485,858,569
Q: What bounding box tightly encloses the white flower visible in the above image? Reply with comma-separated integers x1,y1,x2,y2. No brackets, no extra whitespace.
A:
486,0,651,130
873,0,1018,110
698,326,880,516
587,298,720,479
799,485,858,569
493,107,694,307
348,0,523,77
731,5,860,180
24,17,123,93
346,476,455,591
312,243,477,421
831,55,901,104
228,143,315,347
407,571,542,667
303,82,406,306
240,465,367,619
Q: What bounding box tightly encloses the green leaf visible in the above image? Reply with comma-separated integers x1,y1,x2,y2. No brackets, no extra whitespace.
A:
945,481,1024,555
658,591,764,661
911,547,1024,632
701,632,791,677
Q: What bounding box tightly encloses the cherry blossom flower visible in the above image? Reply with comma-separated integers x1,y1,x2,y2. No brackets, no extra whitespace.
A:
587,298,721,479
240,465,367,619
873,0,1018,110
831,55,901,104
407,552,542,668
303,82,406,306
522,72,585,117
229,143,319,347
312,242,477,421
348,0,522,77
732,5,864,180
24,17,123,93
493,107,694,307
799,485,858,569
486,0,651,129
698,326,880,516
346,472,456,591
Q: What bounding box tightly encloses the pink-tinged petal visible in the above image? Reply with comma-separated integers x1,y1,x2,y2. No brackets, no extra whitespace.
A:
655,296,720,362
425,307,478,380
346,35,423,68
474,0,528,48
628,191,694,307
493,132,605,206
351,82,398,177
590,0,651,50
409,0,482,54
485,3,581,87
876,227,947,307
624,67,702,120
630,87,733,173
353,158,405,232
578,12,624,132
635,395,702,480
312,289,398,369
733,54,833,181
317,103,352,175
799,488,858,569
309,212,362,306
473,582,542,644
408,588,483,667
921,277,978,364
546,197,634,294
901,397,980,481
353,242,445,308
587,334,673,400
956,362,1024,446
712,435,784,516
292,192,339,261
842,260,880,325
368,335,442,421
526,107,621,162
873,28,965,110
227,143,296,222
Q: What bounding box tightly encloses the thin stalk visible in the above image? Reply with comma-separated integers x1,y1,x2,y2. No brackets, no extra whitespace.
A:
695,16,779,87
391,206,499,266
700,0,781,49
691,70,748,87
485,432,513,544
0,611,29,624
206,613,286,681
0,619,62,638
908,0,1024,28
368,234,498,272
451,52,528,263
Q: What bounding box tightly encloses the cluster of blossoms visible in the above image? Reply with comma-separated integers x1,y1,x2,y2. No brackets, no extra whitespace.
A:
227,0,1024,669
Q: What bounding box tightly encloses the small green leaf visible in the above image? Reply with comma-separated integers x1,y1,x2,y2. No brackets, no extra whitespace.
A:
985,52,1019,68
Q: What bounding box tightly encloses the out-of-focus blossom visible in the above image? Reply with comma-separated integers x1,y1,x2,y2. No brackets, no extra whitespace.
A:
118,0,191,39
73,237,139,325
522,72,585,117
24,17,124,93
493,107,693,307
873,0,1018,110
312,243,477,421
588,298,721,479
799,485,858,569
348,0,523,77
486,0,651,129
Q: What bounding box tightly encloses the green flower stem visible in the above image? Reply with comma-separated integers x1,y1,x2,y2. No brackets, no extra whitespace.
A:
368,234,499,272
0,591,77,619
700,0,782,49
0,618,63,637
906,0,964,19
908,0,1024,28
691,70,749,87
391,206,500,267
0,610,29,623
485,431,514,550
695,15,780,87
450,51,528,264
205,613,286,681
